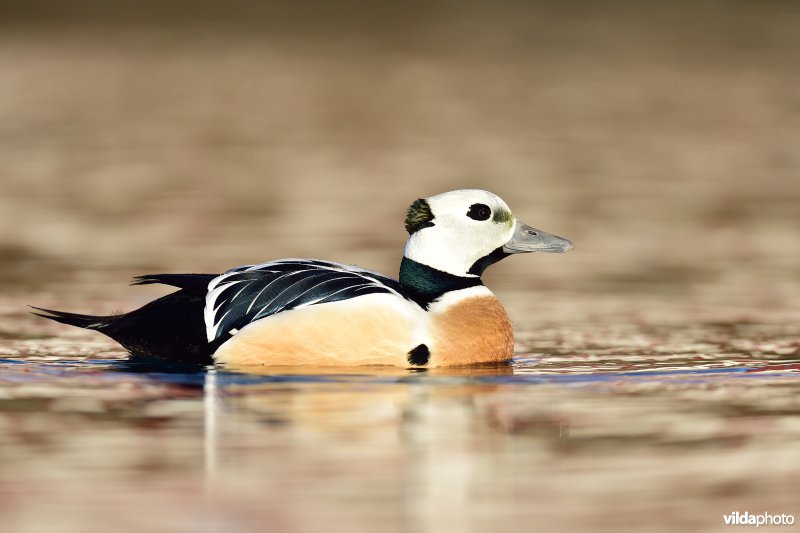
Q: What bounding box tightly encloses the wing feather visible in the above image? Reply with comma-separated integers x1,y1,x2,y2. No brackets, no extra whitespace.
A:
205,260,407,341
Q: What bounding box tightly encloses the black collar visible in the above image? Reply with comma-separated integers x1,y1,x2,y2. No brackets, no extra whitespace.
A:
399,257,482,309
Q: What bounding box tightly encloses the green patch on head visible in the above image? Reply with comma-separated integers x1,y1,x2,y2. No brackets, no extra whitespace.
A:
405,198,435,234
492,208,514,226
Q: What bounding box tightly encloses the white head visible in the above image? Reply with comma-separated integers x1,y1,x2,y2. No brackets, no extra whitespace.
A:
403,189,572,277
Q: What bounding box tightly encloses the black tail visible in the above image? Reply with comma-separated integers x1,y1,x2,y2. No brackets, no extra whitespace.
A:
31,273,221,364
30,307,117,331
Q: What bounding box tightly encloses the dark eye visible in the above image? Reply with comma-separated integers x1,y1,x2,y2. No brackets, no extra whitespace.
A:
466,203,491,221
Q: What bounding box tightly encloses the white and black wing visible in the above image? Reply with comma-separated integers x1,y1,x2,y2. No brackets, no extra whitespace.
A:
204,260,406,342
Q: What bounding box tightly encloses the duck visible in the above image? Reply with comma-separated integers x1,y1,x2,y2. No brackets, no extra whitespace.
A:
33,189,573,368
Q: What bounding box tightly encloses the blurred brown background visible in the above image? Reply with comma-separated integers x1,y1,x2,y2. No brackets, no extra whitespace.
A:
1,1,798,315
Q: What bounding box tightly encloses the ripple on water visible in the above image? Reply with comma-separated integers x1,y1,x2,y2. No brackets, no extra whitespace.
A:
0,320,799,533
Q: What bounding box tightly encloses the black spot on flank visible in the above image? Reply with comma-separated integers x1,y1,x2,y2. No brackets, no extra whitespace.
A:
467,203,491,221
407,344,430,366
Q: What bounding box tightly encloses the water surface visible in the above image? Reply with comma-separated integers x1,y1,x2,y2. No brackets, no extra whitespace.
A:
1,305,798,533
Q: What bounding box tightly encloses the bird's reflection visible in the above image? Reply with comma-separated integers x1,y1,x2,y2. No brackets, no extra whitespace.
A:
196,360,553,507
110,355,566,518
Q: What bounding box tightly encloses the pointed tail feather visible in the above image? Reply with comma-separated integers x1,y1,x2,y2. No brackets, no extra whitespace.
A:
131,273,217,294
30,306,117,331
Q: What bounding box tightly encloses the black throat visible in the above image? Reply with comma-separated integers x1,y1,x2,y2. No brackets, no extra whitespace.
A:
399,257,483,309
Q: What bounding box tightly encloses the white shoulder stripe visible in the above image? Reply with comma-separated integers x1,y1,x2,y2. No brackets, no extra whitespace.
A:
205,279,245,340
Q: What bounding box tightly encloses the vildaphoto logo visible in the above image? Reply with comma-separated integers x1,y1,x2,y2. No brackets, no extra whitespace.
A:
723,511,795,527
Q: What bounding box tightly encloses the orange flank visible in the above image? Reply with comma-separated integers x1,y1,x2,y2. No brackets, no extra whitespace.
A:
213,294,421,367
213,292,514,368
